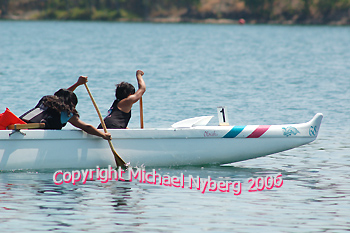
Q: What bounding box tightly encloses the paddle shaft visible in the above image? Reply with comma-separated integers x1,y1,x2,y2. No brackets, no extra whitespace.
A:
84,83,126,167
140,97,144,129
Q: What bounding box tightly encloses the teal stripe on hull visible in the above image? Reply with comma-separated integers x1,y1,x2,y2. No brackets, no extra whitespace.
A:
223,126,246,138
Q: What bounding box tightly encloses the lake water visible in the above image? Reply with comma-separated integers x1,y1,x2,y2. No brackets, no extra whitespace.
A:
0,21,349,232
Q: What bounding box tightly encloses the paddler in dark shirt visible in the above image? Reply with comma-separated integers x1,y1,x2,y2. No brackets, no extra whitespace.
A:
98,70,146,129
20,76,111,140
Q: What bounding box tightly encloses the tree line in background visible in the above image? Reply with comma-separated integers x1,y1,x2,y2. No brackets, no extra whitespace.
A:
0,0,349,24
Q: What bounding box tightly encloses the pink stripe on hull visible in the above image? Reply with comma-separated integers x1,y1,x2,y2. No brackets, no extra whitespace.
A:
247,125,270,138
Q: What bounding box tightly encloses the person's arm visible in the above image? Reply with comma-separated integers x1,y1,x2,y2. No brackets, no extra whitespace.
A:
67,76,88,92
118,70,146,112
68,115,111,140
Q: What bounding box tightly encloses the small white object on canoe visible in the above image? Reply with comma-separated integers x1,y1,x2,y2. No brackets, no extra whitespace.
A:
0,113,323,170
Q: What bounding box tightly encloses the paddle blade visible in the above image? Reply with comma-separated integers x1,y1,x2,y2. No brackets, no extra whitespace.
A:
108,140,127,167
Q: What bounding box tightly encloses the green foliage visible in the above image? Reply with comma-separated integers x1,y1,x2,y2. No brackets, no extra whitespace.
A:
92,10,119,20
69,8,91,20
47,0,66,11
119,9,139,19
42,9,57,19
54,10,69,20
3,0,350,23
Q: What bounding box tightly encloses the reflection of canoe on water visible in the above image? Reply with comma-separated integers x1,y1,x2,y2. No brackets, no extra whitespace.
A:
0,113,323,171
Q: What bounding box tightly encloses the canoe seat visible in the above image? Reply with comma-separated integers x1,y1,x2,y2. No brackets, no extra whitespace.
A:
7,123,45,130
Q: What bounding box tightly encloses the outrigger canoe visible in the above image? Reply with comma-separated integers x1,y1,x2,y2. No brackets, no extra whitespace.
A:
0,113,323,170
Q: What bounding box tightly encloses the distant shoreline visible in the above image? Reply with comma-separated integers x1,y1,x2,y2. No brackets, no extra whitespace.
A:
2,0,349,26
1,15,349,26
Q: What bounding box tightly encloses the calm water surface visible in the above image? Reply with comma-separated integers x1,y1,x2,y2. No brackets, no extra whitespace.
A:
0,21,349,232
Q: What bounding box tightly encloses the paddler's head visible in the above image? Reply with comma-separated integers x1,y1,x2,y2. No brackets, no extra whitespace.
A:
115,82,135,101
54,89,78,107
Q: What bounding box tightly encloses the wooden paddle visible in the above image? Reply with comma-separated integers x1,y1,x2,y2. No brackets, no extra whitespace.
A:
140,97,144,129
84,83,126,167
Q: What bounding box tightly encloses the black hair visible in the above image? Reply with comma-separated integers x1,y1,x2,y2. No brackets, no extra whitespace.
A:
51,89,79,116
115,82,135,100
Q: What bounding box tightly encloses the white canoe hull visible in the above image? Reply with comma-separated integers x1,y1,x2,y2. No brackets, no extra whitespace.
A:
0,113,323,170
